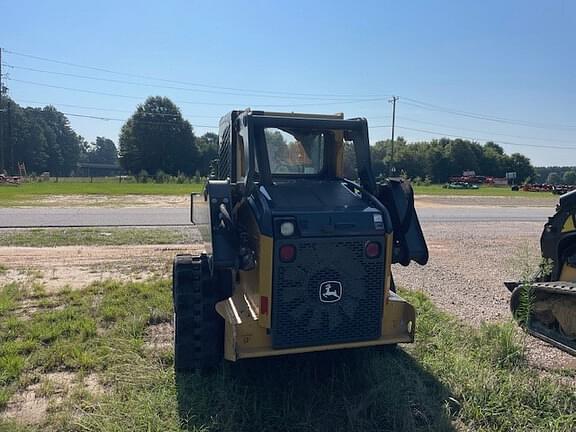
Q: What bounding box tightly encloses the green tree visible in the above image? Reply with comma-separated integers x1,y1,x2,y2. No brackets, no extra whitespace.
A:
505,153,535,183
371,137,407,175
445,139,479,176
2,97,83,176
562,171,576,185
87,137,118,165
547,172,561,185
196,132,219,176
425,144,452,182
119,97,198,175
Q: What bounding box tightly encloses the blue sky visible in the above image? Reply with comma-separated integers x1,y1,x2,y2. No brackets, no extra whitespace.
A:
2,0,575,166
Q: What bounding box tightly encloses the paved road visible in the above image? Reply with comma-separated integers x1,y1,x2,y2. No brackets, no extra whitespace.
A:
0,205,552,228
0,207,196,228
416,206,551,222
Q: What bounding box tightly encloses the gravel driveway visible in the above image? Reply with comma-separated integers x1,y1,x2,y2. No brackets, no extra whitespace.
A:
395,214,576,372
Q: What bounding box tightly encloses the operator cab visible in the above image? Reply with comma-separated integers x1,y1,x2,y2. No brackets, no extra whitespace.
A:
208,109,427,269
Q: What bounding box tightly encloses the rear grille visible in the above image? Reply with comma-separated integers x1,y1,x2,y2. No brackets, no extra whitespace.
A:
271,237,385,349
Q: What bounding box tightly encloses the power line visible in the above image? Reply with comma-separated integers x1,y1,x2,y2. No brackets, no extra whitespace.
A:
402,97,576,131
3,63,386,102
7,77,391,108
4,48,392,99
395,125,576,150
61,110,391,130
16,99,393,123
16,97,575,146
6,49,575,133
59,112,218,129
16,99,221,119
396,116,576,145
11,99,576,150
14,98,576,149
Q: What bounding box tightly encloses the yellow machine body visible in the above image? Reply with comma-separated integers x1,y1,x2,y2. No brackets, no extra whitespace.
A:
216,226,415,361
174,110,428,371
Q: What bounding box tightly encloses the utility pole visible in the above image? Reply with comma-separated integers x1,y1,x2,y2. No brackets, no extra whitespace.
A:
388,96,399,177
8,99,13,173
0,47,4,173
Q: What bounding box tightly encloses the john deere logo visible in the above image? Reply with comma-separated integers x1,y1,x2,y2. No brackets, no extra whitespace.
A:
319,281,342,303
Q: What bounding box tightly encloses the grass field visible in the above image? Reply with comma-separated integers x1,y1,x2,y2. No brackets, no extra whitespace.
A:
0,181,557,206
0,181,204,205
0,228,193,247
412,184,554,198
0,279,574,432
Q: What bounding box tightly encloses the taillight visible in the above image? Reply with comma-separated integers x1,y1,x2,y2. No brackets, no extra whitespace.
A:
365,241,381,258
279,244,296,263
260,296,269,315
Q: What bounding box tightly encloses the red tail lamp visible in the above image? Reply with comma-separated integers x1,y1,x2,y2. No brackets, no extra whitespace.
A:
260,296,269,315
279,244,296,263
365,241,381,258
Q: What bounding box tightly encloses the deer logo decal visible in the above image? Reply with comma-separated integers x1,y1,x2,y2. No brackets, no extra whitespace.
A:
319,281,343,303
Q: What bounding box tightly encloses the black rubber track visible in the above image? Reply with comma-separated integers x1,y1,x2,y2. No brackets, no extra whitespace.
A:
173,254,224,371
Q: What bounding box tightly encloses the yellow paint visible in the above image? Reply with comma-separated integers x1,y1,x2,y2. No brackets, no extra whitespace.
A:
221,284,415,361
233,202,274,329
562,214,575,232
220,193,415,362
257,236,273,328
559,264,576,282
384,233,393,304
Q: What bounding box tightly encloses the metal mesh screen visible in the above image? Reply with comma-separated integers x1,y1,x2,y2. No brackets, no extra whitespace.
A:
271,237,385,349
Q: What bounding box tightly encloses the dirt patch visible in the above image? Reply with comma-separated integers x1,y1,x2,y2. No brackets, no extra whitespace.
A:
43,372,76,388
15,193,558,210
2,372,74,424
82,374,106,397
12,298,61,321
20,194,191,208
0,244,205,292
144,322,173,352
2,388,50,424
1,372,107,425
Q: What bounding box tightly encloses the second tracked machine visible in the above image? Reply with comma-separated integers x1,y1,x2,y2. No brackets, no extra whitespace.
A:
507,189,576,355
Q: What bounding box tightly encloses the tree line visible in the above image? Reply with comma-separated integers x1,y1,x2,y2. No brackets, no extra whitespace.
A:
0,95,552,184
0,96,218,178
0,96,82,176
369,137,535,183
534,166,576,185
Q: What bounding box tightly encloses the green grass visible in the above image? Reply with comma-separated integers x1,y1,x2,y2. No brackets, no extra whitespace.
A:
0,281,574,431
0,181,203,205
0,228,195,247
0,181,557,206
413,184,557,198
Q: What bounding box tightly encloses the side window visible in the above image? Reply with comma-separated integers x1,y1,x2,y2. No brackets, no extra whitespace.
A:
342,139,358,180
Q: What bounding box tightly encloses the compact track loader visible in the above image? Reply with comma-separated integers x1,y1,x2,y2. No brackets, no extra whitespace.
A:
173,110,428,371
507,189,576,355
